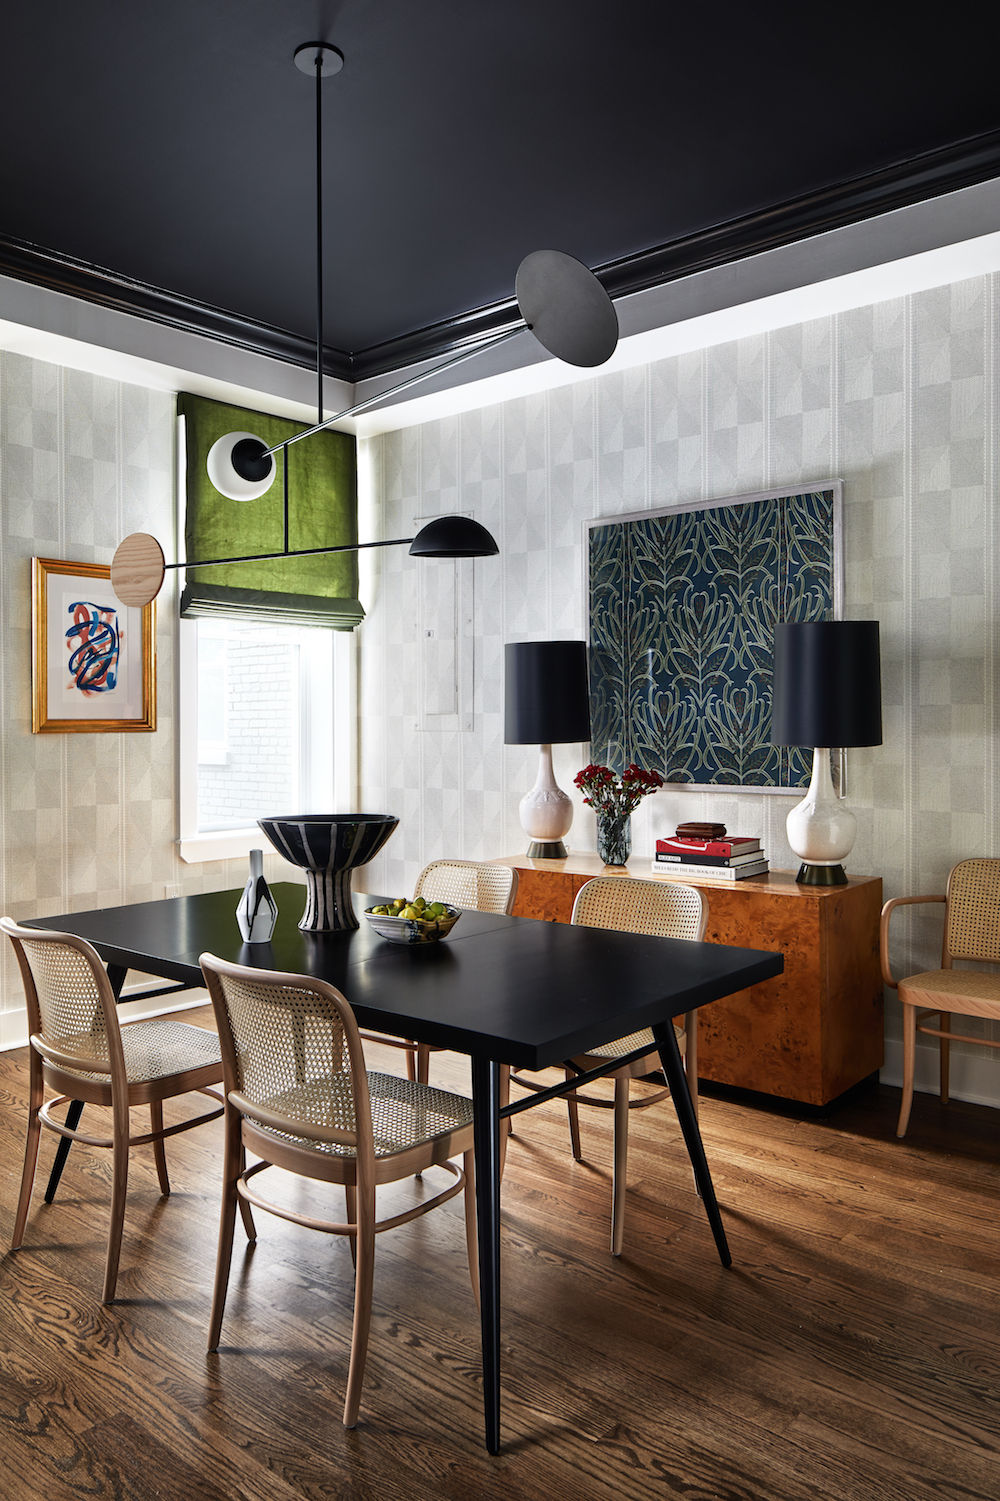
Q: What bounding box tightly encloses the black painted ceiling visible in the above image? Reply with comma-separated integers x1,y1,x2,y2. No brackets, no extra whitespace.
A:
2,0,1000,381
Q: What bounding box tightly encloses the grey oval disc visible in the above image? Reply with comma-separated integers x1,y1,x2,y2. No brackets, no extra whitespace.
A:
515,249,618,368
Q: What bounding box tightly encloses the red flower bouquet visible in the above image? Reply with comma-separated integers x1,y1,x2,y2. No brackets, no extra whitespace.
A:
573,762,664,817
574,762,663,865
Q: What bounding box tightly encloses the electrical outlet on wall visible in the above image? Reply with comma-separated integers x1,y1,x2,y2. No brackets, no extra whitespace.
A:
163,884,181,900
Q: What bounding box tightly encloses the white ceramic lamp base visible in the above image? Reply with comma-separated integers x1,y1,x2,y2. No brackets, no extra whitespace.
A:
786,747,856,885
519,743,574,858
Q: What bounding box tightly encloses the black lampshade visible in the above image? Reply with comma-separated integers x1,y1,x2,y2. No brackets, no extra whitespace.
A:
408,516,499,557
504,641,592,744
771,621,882,748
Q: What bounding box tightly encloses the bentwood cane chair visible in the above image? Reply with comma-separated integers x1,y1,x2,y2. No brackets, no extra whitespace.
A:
359,859,519,1087
200,952,479,1429
509,876,706,1255
881,858,1000,1138
1,916,228,1302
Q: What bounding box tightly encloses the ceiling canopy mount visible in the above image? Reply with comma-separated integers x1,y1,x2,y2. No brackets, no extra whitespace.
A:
292,42,345,78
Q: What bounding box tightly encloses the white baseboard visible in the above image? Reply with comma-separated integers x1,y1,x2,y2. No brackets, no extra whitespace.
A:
0,986,211,1052
881,1037,1000,1111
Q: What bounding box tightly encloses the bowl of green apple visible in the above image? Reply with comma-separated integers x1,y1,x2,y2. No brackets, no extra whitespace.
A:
363,895,461,944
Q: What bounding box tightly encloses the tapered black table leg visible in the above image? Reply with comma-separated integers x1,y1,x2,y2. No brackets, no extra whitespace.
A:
44,1100,82,1202
471,1056,502,1455
44,962,129,1203
653,1018,732,1268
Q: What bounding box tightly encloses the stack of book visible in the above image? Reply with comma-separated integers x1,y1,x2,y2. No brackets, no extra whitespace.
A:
651,833,768,881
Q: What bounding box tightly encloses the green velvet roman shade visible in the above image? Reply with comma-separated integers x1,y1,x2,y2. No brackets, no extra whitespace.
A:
178,393,364,630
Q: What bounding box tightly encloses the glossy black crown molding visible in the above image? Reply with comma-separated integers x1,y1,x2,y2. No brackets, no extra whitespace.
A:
0,234,355,382
4,127,1000,387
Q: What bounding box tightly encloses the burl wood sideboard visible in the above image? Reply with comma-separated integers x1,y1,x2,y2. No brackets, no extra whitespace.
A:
495,853,883,1107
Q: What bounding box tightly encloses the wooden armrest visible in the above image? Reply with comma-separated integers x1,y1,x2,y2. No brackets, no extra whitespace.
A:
32,1033,112,1073
879,893,945,988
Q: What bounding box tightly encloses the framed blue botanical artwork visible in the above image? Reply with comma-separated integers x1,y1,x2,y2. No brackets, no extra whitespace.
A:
586,482,843,791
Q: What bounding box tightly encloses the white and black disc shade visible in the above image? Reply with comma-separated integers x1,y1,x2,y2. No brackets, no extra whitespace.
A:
207,431,276,501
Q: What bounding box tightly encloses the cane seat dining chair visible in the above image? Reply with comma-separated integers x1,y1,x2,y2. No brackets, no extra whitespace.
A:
1,916,227,1303
881,858,1000,1138
509,876,707,1255
199,952,479,1430
359,859,519,1087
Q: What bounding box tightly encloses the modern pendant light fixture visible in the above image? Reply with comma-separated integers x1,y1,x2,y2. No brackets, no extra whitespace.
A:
109,41,620,610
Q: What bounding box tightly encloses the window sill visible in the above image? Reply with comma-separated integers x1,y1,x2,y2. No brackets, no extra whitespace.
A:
179,828,300,865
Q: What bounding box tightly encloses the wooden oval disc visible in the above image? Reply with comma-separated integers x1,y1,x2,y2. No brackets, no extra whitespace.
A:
111,532,165,607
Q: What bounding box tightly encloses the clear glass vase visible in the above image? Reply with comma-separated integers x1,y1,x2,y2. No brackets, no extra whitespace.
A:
596,811,631,866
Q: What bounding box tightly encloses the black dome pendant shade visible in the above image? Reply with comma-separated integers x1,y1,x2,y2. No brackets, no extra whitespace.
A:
408,516,499,557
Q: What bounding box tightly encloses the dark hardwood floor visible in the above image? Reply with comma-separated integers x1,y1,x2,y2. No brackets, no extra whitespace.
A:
1,1008,998,1501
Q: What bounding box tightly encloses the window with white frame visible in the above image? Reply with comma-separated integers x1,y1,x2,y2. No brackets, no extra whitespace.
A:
196,627,229,766
179,617,356,861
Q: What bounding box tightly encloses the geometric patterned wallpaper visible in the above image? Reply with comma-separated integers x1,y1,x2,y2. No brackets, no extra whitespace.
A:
3,272,998,1099
358,274,1000,1101
0,353,287,1045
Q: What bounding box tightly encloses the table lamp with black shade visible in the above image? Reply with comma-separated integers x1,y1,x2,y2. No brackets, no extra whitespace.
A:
504,641,592,858
771,620,882,885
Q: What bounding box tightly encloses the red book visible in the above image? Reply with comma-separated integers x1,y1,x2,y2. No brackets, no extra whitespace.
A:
656,835,761,858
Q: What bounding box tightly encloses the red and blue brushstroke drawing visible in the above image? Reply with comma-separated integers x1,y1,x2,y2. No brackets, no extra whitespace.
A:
65,600,120,695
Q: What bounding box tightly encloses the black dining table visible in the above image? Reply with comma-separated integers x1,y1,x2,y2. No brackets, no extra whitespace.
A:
28,882,783,1452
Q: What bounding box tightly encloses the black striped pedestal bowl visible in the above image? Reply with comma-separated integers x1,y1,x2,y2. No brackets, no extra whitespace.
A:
257,814,400,932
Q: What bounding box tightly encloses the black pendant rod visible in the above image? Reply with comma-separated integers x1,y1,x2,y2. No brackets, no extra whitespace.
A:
164,536,416,573
257,325,522,459
283,442,289,553
315,51,324,429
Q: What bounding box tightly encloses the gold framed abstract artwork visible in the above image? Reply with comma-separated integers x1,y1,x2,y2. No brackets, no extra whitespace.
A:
31,557,156,733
